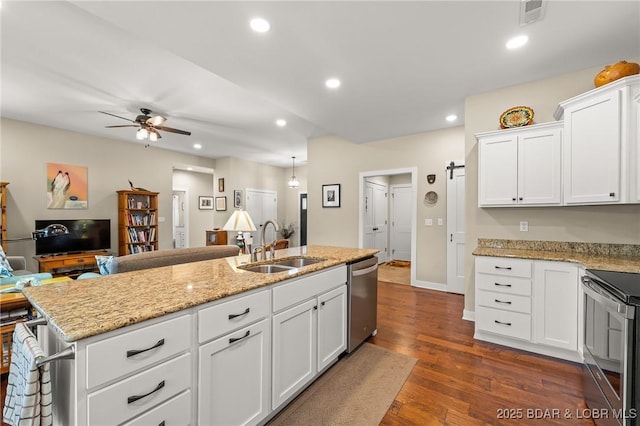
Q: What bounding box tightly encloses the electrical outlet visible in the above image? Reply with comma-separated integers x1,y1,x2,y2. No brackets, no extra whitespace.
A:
437,218,443,226
520,221,528,232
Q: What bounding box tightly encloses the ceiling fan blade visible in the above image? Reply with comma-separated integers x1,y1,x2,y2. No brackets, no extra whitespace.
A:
155,125,191,136
105,125,140,128
146,115,166,126
99,111,135,123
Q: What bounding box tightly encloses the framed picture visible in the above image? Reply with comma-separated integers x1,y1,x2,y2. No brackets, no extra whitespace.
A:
199,196,214,210
233,189,243,208
46,162,88,209
322,184,341,208
215,196,227,211
218,178,225,192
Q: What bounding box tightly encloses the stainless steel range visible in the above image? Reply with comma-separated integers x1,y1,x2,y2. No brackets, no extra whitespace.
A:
582,269,640,426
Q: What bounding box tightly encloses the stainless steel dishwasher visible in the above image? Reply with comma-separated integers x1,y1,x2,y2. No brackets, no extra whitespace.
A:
347,255,379,353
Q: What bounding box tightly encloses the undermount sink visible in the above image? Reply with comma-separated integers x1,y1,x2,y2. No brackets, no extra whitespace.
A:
272,257,325,268
239,264,294,274
238,257,327,274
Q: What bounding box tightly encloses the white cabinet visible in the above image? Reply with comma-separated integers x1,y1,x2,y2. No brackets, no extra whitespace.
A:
555,75,639,204
477,122,562,207
272,299,317,408
533,261,579,351
317,285,347,371
198,319,270,426
198,289,271,426
474,256,581,362
271,266,347,410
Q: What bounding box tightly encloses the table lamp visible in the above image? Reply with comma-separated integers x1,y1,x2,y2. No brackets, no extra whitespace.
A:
222,210,257,254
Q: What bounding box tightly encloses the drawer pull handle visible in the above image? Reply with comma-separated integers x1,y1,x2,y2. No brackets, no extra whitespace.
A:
494,266,512,270
127,380,165,404
228,307,250,320
494,299,512,305
494,320,512,326
494,282,512,288
126,339,165,358
229,330,250,344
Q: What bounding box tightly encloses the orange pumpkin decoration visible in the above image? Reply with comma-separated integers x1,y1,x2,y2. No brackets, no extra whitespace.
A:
594,61,640,87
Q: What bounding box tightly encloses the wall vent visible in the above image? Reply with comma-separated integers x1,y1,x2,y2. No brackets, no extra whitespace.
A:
520,0,545,26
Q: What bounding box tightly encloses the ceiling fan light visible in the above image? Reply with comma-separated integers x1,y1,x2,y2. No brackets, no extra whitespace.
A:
136,128,148,140
149,130,158,142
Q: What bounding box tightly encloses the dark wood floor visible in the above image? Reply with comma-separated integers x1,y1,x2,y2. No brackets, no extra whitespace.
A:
371,281,594,425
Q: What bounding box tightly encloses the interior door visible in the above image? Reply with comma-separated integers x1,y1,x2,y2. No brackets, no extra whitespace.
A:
363,180,388,263
446,162,465,294
246,189,278,246
172,190,186,248
390,185,411,261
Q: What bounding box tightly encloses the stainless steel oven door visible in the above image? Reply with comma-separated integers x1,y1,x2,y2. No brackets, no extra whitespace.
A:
582,276,636,424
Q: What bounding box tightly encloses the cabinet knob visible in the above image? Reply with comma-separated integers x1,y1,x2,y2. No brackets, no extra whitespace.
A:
518,197,523,201
512,197,516,201
609,192,615,197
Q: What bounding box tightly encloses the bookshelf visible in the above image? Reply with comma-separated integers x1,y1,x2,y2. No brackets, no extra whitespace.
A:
116,190,159,256
1,182,7,252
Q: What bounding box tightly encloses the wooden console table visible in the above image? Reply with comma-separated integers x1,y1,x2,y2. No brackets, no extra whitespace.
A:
205,230,228,246
36,251,106,278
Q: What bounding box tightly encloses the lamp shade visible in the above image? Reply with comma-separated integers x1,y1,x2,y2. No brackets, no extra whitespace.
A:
222,210,257,232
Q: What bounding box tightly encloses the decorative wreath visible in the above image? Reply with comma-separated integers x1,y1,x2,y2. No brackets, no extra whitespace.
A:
499,106,534,129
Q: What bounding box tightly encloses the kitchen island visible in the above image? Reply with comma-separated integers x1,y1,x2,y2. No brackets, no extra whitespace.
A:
22,245,378,426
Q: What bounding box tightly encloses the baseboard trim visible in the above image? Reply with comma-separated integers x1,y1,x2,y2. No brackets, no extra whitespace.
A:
462,309,475,322
412,280,447,292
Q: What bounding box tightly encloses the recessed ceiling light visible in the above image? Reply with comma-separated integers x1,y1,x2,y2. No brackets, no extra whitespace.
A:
276,119,287,127
250,18,270,33
446,114,458,122
193,143,202,149
187,167,193,171
325,78,341,89
506,34,529,50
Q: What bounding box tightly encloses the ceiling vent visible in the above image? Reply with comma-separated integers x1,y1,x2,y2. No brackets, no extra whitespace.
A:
520,0,545,26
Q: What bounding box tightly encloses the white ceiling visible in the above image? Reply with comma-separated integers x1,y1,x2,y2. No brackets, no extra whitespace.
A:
2,1,639,168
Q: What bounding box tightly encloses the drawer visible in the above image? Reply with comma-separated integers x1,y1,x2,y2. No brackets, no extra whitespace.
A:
88,353,191,425
476,306,531,340
63,257,94,267
476,257,532,278
476,290,531,314
272,265,347,312
86,314,191,389
198,289,269,343
476,274,532,296
121,390,192,426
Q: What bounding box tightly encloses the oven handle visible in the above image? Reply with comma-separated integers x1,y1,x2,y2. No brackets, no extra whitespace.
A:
581,276,634,320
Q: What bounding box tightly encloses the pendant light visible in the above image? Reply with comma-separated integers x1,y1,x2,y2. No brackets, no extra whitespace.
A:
288,156,299,188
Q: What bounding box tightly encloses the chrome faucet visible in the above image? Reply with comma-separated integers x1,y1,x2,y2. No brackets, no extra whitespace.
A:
260,219,280,261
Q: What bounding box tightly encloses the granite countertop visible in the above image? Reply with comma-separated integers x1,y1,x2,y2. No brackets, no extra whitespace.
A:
473,239,640,274
23,245,378,342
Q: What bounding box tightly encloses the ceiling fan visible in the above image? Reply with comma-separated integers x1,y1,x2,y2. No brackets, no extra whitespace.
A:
99,108,191,142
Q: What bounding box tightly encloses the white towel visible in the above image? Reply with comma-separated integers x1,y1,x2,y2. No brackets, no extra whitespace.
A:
2,323,52,426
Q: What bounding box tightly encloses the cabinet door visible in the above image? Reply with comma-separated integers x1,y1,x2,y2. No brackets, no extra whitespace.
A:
563,91,622,204
317,285,347,371
533,261,578,351
198,319,270,426
478,135,518,206
272,299,316,409
518,128,562,205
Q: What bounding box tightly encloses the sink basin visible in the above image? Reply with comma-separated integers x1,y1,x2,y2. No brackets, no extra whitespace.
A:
239,264,294,274
273,257,326,268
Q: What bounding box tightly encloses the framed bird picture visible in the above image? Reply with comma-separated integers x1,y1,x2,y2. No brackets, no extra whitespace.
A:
46,163,88,209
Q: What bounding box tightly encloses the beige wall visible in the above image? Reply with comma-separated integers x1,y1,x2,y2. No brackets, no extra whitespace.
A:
307,127,465,285
464,60,640,312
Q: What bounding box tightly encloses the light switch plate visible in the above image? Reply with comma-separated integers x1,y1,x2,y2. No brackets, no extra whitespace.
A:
425,218,433,226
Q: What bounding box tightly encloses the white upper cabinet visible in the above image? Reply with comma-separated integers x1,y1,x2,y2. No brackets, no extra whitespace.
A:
477,122,562,207
555,75,639,205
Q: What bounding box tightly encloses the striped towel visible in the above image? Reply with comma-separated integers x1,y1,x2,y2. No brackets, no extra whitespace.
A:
2,323,52,426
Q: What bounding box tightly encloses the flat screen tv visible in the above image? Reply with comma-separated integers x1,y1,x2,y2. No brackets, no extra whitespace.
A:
35,219,111,256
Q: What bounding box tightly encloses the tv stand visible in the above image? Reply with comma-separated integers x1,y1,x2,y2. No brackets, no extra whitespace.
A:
36,251,107,278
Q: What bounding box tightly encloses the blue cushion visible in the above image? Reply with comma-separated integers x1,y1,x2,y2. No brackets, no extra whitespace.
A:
96,255,118,275
0,245,13,273
77,272,102,280
0,263,13,278
0,272,53,285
